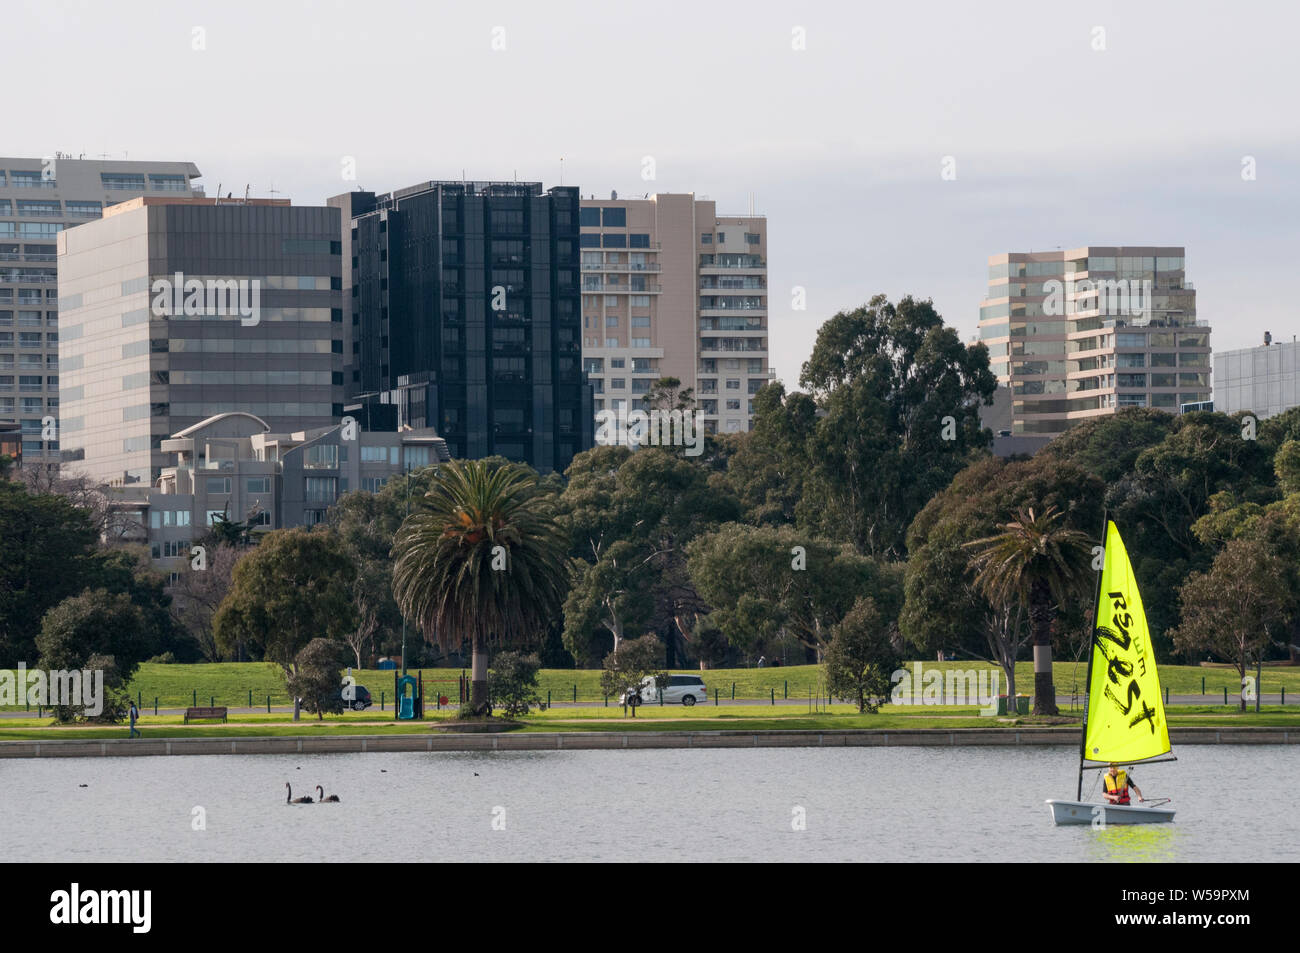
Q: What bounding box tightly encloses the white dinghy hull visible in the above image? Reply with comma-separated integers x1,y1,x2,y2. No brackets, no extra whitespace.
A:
1046,799,1175,825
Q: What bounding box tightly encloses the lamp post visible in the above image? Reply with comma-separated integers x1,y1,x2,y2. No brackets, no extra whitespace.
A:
400,464,412,676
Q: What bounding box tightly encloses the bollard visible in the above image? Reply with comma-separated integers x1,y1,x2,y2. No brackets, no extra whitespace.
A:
714,687,718,706
771,688,775,706
573,684,577,703
547,689,552,708
210,695,214,708
192,689,197,706
604,694,608,708
381,691,385,711
659,689,664,706
731,682,735,701
267,695,271,713
248,690,252,708
1201,676,1205,695
784,680,788,700
138,690,142,706
1224,687,1228,705
1282,686,1286,705
1165,686,1169,705
154,697,158,716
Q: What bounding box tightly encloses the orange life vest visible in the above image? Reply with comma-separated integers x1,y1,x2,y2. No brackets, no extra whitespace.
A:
1104,770,1130,804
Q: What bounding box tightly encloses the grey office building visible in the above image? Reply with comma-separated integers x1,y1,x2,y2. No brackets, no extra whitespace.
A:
0,155,202,466
56,196,345,485
330,181,591,473
1214,334,1300,418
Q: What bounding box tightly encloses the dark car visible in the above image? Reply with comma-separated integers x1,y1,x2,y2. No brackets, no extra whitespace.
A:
339,685,372,711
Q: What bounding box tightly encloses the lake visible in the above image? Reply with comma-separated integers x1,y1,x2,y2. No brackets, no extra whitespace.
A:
3,744,1294,862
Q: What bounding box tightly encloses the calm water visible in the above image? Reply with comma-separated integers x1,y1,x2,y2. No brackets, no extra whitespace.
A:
2,745,1295,862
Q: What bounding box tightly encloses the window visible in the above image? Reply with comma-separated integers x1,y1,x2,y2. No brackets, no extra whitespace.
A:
726,399,741,410
361,477,388,493
304,444,338,468
101,173,146,190
205,477,232,494
580,207,601,227
631,337,650,347
716,232,726,243
246,477,271,493
610,378,626,390
405,445,432,468
629,234,650,248
149,174,189,191
361,445,391,462
305,477,338,501
631,316,650,327
745,233,760,245
580,234,601,248
602,234,626,248
602,208,626,227
726,379,741,390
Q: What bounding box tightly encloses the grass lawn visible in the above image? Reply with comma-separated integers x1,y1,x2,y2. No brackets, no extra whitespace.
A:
1,702,1296,740
3,659,1296,713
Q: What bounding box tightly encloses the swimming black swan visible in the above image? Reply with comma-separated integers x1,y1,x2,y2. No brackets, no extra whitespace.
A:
316,785,340,803
285,782,314,804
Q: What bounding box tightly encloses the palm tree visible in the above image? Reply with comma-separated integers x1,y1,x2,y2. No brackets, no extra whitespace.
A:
392,460,569,716
965,505,1092,716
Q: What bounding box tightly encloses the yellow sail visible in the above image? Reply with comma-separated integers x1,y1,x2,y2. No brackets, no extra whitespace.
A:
1083,521,1171,764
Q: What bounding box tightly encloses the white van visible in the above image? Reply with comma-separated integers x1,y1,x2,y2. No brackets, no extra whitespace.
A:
621,674,708,706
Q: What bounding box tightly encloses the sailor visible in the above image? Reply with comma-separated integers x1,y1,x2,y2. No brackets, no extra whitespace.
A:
1102,763,1144,805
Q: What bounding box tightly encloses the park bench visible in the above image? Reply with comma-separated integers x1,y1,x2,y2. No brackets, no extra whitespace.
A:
183,706,228,724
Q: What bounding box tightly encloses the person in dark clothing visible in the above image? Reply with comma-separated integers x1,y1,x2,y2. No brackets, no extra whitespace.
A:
128,701,141,738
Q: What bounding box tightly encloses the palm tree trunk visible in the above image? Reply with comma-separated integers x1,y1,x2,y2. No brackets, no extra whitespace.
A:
1031,582,1058,716
470,635,489,715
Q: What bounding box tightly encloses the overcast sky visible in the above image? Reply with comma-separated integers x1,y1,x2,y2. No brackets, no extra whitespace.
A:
15,0,1299,384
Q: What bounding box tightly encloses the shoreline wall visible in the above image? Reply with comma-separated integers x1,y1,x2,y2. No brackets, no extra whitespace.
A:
0,726,1293,758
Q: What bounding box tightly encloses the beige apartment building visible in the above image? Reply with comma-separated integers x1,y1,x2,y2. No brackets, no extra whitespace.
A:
978,246,1210,437
579,193,768,435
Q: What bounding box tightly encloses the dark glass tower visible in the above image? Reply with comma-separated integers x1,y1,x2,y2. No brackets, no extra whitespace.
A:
332,181,591,473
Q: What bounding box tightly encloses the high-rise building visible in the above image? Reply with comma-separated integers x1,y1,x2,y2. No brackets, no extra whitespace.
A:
0,156,202,466
978,247,1209,437
1214,333,1300,418
578,193,768,435
56,195,345,485
333,180,589,473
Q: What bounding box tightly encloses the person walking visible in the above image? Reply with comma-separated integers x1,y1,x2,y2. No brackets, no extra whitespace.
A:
128,701,141,738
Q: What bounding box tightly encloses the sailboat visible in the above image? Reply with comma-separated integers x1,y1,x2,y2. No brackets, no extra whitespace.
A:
1047,519,1177,825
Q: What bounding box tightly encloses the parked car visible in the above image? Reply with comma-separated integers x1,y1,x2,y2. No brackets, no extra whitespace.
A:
339,684,372,711
620,674,707,706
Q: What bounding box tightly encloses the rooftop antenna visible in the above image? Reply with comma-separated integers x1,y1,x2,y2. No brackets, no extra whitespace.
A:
215,182,222,206
244,184,250,202
559,157,564,186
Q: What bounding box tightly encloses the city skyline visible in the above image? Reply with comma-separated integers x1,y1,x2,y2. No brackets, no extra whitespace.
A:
11,0,1298,385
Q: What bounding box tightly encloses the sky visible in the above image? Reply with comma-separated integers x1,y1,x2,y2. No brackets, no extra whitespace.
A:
13,0,1300,384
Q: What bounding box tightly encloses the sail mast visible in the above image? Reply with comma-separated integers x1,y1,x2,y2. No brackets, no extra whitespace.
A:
1077,511,1107,801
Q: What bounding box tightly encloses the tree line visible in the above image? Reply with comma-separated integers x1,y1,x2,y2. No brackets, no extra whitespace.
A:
4,293,1298,718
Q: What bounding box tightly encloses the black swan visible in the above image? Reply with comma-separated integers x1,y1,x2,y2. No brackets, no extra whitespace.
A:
285,782,314,804
316,785,340,803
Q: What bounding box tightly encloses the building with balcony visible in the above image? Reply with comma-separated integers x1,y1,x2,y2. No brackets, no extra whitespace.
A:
0,156,203,467
1214,333,1300,418
105,411,450,578
330,180,590,474
56,195,346,486
579,192,768,435
977,247,1209,437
